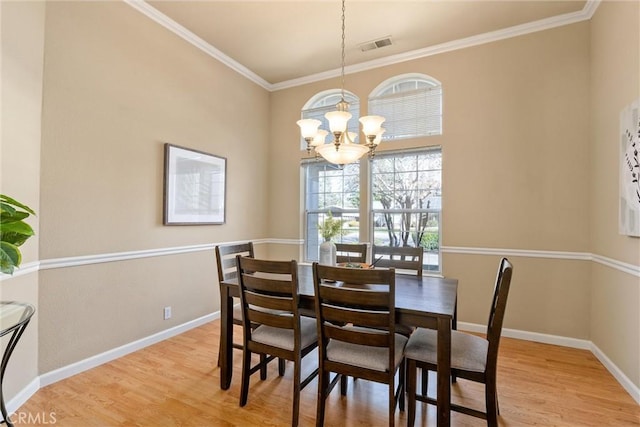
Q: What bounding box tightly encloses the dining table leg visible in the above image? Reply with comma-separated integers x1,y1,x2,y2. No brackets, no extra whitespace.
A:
436,316,452,427
219,284,233,390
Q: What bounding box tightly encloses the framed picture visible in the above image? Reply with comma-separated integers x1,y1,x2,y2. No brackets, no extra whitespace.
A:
163,143,226,225
619,99,640,237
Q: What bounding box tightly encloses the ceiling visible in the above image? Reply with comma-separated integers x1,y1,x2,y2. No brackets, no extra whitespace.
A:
136,0,593,90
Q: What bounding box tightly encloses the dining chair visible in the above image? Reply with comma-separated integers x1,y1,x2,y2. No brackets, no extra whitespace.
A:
215,242,255,367
372,245,423,341
404,257,514,427
236,256,318,427
335,243,368,264
372,245,424,276
312,263,406,427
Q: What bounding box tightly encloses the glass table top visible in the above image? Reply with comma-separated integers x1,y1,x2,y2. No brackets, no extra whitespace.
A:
0,301,35,336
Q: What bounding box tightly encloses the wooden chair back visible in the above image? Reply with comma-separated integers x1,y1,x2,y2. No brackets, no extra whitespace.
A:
312,263,396,379
335,243,368,264
485,257,514,373
236,256,301,341
372,245,424,277
215,242,254,282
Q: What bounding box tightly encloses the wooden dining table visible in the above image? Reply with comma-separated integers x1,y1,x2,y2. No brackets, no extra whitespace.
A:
218,263,458,427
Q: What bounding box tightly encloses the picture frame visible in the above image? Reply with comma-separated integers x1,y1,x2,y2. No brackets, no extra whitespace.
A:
163,143,226,225
619,99,640,237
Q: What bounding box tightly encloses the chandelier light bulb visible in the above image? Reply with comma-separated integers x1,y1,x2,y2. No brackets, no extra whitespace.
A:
325,110,352,135
297,119,321,139
312,129,329,146
359,115,386,138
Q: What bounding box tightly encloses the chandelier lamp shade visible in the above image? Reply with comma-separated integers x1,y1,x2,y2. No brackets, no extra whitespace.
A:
297,0,385,165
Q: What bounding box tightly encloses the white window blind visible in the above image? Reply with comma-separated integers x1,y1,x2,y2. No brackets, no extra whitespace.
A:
369,78,442,141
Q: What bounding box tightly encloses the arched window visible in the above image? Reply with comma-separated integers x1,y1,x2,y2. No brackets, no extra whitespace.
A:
299,89,361,150
369,73,442,141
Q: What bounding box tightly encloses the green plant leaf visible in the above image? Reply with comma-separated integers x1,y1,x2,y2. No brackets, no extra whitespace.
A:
0,202,17,216
1,221,34,246
0,194,36,216
0,210,29,223
0,241,21,275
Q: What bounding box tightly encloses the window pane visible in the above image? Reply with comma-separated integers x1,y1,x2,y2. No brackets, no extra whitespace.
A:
304,161,361,261
371,148,442,273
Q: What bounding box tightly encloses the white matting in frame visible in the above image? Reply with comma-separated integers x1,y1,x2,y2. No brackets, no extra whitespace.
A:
163,143,226,225
619,98,640,237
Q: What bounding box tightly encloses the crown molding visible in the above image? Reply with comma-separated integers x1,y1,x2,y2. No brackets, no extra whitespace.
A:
125,0,601,92
123,0,270,89
268,0,602,91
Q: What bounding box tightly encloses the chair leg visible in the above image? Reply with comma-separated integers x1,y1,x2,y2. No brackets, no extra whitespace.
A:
399,359,405,412
316,370,329,427
279,358,286,376
407,359,417,427
239,349,251,407
292,358,301,427
421,367,428,395
389,375,395,427
259,354,267,380
485,378,498,427
340,374,348,396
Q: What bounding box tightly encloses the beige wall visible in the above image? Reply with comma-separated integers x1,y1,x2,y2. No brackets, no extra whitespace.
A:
589,1,640,388
270,22,592,334
35,1,270,372
0,0,44,401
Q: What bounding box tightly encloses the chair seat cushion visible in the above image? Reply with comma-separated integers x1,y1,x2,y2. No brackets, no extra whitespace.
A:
404,328,488,373
252,316,317,351
327,327,408,372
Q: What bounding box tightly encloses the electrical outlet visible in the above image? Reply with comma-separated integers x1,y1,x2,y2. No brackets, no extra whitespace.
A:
163,306,172,320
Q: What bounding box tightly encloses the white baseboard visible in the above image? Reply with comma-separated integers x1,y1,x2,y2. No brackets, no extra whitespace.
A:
458,321,638,404
458,321,592,350
6,377,40,415
39,311,220,388
590,342,640,404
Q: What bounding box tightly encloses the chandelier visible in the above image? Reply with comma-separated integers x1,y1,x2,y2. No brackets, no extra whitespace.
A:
297,0,385,165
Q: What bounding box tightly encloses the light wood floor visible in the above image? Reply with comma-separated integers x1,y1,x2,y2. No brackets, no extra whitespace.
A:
17,320,640,426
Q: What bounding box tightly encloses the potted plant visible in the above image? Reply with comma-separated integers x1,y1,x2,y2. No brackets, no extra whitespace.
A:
317,211,343,266
0,194,36,275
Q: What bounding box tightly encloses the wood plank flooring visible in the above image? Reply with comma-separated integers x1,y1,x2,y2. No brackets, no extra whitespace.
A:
16,320,640,426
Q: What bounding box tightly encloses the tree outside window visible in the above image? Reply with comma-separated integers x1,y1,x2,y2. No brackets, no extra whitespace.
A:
371,149,442,272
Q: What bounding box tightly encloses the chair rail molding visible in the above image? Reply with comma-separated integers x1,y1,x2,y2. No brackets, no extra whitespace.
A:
1,241,637,280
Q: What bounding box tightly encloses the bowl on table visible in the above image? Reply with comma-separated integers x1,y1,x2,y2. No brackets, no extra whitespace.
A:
337,262,372,269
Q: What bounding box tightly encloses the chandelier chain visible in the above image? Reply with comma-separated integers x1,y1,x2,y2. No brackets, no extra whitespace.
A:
340,0,346,100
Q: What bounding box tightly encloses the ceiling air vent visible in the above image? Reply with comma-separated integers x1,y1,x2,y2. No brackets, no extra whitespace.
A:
359,36,393,52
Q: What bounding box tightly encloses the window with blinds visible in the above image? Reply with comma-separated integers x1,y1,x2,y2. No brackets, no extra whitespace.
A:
300,90,361,149
369,75,442,141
